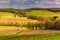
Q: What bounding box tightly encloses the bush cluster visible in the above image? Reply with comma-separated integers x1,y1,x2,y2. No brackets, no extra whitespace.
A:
45,20,54,29
28,15,44,21
24,22,45,30
54,21,60,30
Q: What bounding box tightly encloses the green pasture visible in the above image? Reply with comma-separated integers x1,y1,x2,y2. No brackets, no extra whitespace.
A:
26,10,60,20
26,10,54,16
0,26,20,28
0,33,60,40
0,10,60,20
0,10,60,40
0,12,14,18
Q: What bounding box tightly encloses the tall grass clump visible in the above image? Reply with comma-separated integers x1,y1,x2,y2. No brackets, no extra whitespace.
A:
25,22,45,30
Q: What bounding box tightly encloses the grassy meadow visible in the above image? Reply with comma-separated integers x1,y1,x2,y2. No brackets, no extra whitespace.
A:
0,10,60,29
0,9,60,40
0,33,59,40
26,10,60,19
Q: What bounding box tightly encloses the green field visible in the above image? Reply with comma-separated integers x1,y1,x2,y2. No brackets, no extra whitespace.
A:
0,33,59,40
0,12,14,18
0,10,60,40
26,10,54,16
26,10,60,20
0,10,60,20
0,26,19,28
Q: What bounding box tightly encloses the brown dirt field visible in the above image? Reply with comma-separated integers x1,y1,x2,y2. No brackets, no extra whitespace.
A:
0,27,60,35
0,27,29,35
0,18,39,25
19,30,60,35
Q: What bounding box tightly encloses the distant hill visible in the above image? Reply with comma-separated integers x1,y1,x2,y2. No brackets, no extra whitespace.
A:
0,8,60,13
25,8,60,12
0,8,16,12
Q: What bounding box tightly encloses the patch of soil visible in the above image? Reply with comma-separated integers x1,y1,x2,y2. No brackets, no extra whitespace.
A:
20,30,60,35
0,27,28,35
0,28,60,35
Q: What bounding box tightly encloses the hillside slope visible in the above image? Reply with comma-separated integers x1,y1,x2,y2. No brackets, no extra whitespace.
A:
26,10,54,16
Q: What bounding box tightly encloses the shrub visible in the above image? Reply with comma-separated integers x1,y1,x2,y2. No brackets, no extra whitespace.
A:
37,22,45,30
35,22,45,30
28,15,37,20
25,22,35,30
28,15,44,21
19,10,26,17
45,20,54,29
25,22,45,30
37,16,44,21
52,16,58,20
54,21,60,30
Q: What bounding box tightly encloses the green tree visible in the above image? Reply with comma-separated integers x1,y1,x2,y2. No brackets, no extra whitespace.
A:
19,9,26,17
53,16,58,20
12,10,19,17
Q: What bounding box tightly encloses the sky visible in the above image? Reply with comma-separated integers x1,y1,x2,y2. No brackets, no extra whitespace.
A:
0,0,60,9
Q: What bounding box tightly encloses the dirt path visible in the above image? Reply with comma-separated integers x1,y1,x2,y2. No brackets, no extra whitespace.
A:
0,27,28,35
0,28,60,35
20,30,60,35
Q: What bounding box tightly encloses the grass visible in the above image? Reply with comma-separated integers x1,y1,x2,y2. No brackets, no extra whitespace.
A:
0,10,60,19
0,10,60,20
0,26,19,28
26,10,60,20
26,10,54,16
0,33,60,40
0,10,60,40
0,12,14,18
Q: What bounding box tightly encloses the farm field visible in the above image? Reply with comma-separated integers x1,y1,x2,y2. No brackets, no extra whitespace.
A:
26,10,60,20
0,12,14,18
0,10,60,40
0,10,60,20
1,0,60,40
0,28,59,40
